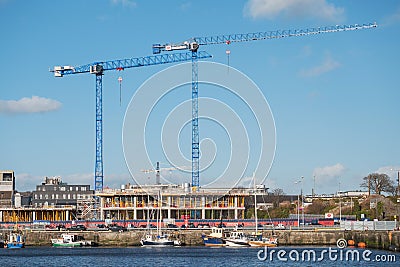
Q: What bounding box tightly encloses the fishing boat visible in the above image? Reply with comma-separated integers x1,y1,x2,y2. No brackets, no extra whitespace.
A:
201,227,228,247
224,229,250,247
51,233,85,247
6,232,25,249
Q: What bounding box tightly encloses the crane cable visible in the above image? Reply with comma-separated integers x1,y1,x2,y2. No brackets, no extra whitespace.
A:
226,40,231,73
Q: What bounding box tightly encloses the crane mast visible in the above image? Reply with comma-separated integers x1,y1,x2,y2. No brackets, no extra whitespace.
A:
152,22,377,191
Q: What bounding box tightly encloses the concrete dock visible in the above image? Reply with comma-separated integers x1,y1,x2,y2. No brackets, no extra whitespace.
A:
17,229,400,250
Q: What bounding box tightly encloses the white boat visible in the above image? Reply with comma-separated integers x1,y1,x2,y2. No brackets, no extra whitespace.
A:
224,229,250,247
140,192,177,247
51,233,87,247
140,233,175,247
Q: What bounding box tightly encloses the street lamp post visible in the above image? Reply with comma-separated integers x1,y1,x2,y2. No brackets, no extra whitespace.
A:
339,180,342,223
295,177,304,230
301,176,304,230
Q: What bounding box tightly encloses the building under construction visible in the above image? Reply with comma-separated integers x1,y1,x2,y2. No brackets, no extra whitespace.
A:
1,175,280,222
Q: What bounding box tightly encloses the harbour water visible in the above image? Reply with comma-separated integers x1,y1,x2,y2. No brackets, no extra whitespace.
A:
0,246,398,266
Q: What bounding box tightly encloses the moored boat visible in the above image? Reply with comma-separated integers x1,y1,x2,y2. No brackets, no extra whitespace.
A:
140,191,178,247
51,233,89,247
140,233,175,247
6,232,25,249
248,233,278,247
224,230,250,247
202,227,228,247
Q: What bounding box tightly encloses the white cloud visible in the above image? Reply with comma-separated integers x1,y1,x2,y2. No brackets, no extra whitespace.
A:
313,163,345,179
375,165,400,178
299,55,340,77
244,0,344,22
15,173,40,192
111,0,137,8
0,96,62,114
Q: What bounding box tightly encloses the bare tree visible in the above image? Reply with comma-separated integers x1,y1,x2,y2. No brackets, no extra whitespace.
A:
360,173,395,195
272,188,285,196
271,188,285,208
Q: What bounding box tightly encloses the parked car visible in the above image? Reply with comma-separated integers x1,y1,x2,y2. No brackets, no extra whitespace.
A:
167,224,178,229
181,222,196,229
68,225,86,231
276,223,286,230
216,223,226,228
197,223,210,228
108,224,127,232
56,224,66,230
126,224,137,231
95,224,109,231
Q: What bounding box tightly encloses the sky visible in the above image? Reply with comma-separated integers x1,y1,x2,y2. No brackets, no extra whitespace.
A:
1,0,400,196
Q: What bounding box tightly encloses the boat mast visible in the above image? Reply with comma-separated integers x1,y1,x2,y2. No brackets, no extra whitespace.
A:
253,173,258,233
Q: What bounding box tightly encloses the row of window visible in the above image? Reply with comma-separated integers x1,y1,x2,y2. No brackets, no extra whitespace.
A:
36,186,89,192
33,193,92,200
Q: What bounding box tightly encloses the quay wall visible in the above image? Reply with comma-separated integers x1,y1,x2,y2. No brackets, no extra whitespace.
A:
17,230,400,249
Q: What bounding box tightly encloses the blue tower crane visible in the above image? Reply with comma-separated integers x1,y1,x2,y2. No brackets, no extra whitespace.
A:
51,51,212,192
152,22,377,191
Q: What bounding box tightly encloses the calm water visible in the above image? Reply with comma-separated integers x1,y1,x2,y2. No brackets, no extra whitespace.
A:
0,246,398,266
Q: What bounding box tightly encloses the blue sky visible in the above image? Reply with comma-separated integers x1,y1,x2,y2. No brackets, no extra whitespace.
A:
1,0,400,195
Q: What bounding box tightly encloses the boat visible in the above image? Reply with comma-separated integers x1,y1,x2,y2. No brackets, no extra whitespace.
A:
51,233,95,247
247,174,278,247
248,233,278,247
140,233,175,247
201,227,228,247
140,192,177,247
6,232,25,248
224,229,250,247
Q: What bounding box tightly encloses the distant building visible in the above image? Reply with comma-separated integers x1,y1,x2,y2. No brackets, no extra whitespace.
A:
0,170,15,207
32,176,93,208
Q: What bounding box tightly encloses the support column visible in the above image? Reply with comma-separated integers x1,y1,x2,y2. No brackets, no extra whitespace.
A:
167,196,171,219
133,196,137,220
202,196,206,219
234,196,238,219
100,196,105,220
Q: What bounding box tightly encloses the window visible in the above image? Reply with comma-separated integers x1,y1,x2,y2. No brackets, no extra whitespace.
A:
73,194,76,199
45,194,48,199
67,194,70,199
51,194,54,199
62,194,66,199
2,173,12,181
76,187,79,191
60,187,66,191
39,194,43,199
34,194,38,200
81,187,87,191
55,194,59,199
70,187,73,191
